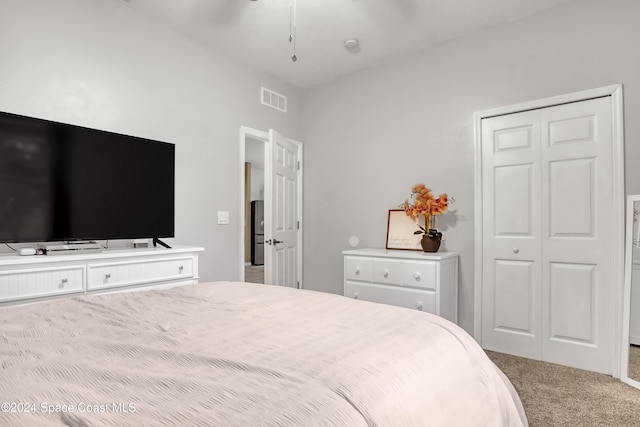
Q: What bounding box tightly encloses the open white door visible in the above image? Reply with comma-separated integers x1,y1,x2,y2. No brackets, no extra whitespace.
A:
264,129,301,288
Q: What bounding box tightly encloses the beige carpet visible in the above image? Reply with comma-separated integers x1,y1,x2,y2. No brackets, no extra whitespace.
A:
487,351,640,426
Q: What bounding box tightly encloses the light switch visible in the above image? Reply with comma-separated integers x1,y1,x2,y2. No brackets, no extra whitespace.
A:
217,211,229,225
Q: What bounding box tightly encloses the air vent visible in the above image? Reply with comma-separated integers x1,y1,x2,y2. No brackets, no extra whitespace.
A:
261,87,287,113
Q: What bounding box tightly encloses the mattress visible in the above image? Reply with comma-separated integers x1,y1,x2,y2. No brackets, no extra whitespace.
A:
0,281,527,426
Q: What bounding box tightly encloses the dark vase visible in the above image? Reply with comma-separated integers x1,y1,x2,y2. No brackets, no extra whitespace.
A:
420,234,441,252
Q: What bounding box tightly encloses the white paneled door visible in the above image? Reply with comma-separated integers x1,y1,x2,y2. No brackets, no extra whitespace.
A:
265,129,299,288
481,96,616,374
481,109,543,361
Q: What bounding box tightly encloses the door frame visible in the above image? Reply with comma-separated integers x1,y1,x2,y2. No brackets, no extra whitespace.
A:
239,126,303,287
473,84,625,375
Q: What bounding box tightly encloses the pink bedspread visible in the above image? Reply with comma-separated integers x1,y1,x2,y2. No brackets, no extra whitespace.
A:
0,282,527,426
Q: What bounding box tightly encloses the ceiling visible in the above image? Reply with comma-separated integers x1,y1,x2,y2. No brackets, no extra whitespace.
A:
119,0,576,89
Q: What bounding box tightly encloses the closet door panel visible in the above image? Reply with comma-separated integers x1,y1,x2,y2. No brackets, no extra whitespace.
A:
494,164,534,236
548,262,596,344
541,97,614,374
481,110,542,359
549,158,595,237
493,259,535,334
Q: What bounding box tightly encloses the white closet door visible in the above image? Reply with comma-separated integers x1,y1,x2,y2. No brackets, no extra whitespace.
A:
481,96,615,374
540,97,614,373
481,110,543,360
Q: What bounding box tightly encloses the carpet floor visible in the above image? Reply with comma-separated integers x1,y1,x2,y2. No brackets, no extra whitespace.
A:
244,265,264,284
487,351,640,426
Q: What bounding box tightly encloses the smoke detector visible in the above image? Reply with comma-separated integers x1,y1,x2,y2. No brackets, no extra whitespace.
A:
343,39,360,51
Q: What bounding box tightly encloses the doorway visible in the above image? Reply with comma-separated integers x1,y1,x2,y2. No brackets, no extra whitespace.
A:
244,135,266,283
239,126,303,287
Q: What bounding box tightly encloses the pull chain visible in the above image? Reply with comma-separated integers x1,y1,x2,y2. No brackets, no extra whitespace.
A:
289,0,297,62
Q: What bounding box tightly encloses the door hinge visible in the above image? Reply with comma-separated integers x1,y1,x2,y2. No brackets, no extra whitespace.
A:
297,220,300,230
297,161,300,170
297,281,300,289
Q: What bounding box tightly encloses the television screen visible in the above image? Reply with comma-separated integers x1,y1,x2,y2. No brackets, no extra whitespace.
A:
0,110,175,243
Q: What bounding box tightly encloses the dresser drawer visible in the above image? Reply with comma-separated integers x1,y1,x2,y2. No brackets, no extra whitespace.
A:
403,260,437,290
0,265,85,302
87,256,194,290
344,256,372,282
345,282,436,314
372,259,403,285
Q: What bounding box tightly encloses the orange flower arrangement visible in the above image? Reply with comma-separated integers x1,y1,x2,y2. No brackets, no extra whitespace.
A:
401,184,452,237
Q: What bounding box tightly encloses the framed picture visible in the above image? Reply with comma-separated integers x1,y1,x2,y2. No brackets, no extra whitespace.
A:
385,209,422,251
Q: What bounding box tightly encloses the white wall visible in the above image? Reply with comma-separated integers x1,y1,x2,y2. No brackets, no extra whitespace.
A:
300,0,640,334
0,0,302,282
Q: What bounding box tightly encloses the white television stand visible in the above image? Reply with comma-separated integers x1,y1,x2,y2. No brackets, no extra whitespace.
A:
0,245,204,306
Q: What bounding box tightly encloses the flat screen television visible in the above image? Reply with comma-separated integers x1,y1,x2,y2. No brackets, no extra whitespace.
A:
0,110,175,244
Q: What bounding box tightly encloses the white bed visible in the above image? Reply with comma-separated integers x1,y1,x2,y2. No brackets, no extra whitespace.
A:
0,281,527,426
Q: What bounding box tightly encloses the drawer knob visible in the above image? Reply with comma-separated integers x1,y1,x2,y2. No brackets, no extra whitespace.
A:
61,278,68,284
415,301,423,310
383,269,389,278
353,292,359,300
413,272,421,281
513,247,520,254
354,267,360,275
105,273,111,279
179,265,184,272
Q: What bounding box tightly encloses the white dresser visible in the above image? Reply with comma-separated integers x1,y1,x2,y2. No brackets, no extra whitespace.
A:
343,248,458,323
0,245,204,306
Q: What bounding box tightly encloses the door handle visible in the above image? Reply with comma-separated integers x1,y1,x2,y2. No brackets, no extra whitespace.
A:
266,239,284,245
